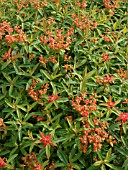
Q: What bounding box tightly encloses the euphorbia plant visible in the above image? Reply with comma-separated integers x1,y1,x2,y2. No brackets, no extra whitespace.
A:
0,0,127,169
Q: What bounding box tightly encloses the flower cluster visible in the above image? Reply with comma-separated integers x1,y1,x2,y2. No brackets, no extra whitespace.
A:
64,64,73,72
0,21,26,44
71,92,97,118
20,153,41,169
96,74,114,85
0,21,13,40
79,118,116,152
28,80,49,102
32,115,44,122
100,34,111,43
29,0,48,9
72,13,98,31
2,48,11,61
40,28,74,51
0,157,6,167
103,0,118,9
28,86,39,101
5,25,26,43
116,68,128,79
116,112,128,123
0,118,3,126
48,93,59,102
74,0,87,8
39,55,57,67
40,132,51,147
102,53,110,62
65,116,73,122
106,97,115,109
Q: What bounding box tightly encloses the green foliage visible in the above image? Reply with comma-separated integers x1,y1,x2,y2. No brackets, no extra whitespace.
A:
0,0,128,169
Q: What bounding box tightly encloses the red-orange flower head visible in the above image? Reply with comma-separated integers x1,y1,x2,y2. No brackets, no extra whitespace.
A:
106,97,115,109
48,93,59,102
2,48,11,61
40,132,51,147
0,157,6,167
116,112,128,123
34,164,42,170
102,53,110,62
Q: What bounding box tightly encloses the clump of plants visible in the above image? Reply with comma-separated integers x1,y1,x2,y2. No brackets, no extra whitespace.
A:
0,0,128,169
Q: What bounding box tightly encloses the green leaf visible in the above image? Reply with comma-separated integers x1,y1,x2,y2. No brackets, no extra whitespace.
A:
40,69,52,80
18,126,22,141
105,163,123,170
44,102,53,110
80,70,95,92
23,12,34,22
5,99,14,108
41,160,49,169
9,85,13,96
51,73,62,80
105,148,112,160
31,63,39,75
27,102,37,112
55,163,66,167
88,118,94,127
101,165,106,170
57,98,69,103
1,60,11,70
115,147,128,157
29,143,34,153
17,105,26,112
33,44,42,53
71,163,81,170
2,72,12,83
71,151,82,162
93,161,103,166
46,144,51,160
7,154,18,163
87,165,99,170
57,149,68,164
121,136,128,149
97,152,103,161
123,158,128,170
53,62,59,75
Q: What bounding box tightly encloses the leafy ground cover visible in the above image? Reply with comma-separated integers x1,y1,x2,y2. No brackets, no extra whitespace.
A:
0,0,128,169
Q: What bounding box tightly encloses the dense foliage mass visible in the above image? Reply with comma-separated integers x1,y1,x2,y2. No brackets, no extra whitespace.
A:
0,0,128,169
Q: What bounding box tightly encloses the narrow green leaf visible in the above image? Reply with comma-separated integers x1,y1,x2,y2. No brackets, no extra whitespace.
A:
88,118,94,127
115,147,128,157
29,143,35,153
46,144,51,160
55,163,66,167
31,63,39,75
2,72,12,83
105,148,112,160
105,163,123,170
41,160,49,169
1,60,11,70
40,69,51,80
51,73,62,80
17,105,26,112
80,70,95,91
7,154,18,163
121,136,128,149
72,151,82,162
5,99,14,108
18,126,22,141
57,98,69,103
33,44,42,53
101,165,106,170
57,149,68,164
71,163,81,170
